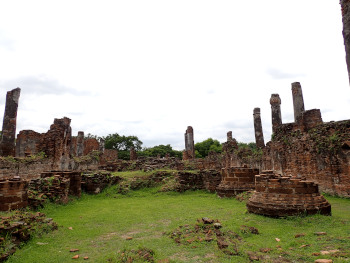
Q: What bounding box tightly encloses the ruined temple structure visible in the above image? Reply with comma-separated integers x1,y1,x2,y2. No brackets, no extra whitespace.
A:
183,126,195,160
216,166,259,197
253,108,265,149
263,82,350,197
247,170,332,217
341,0,350,84
0,88,21,156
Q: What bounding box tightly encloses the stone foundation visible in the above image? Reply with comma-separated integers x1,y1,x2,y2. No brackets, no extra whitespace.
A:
246,170,331,217
216,166,259,197
0,177,28,211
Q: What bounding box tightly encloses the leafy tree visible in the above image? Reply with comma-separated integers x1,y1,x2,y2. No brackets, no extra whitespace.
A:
194,138,222,158
139,144,182,158
103,133,143,160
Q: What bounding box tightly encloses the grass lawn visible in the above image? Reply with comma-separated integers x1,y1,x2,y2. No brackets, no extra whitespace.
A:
5,187,350,263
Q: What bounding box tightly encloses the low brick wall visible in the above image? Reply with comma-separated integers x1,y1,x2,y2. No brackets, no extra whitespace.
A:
175,170,221,192
81,172,121,194
0,178,28,211
28,175,70,208
246,170,331,217
41,171,82,197
217,167,259,197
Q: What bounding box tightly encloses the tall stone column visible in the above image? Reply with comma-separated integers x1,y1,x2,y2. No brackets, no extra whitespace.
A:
227,131,233,142
130,147,137,160
0,88,21,156
341,0,350,84
76,131,84,156
253,108,265,148
270,94,282,134
184,126,195,159
291,82,305,122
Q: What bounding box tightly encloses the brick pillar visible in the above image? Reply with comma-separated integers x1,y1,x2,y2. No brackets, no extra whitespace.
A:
227,131,233,142
253,108,265,148
76,131,84,156
291,82,305,122
130,147,137,160
184,126,195,159
0,88,21,156
99,138,105,153
270,94,282,133
341,0,350,85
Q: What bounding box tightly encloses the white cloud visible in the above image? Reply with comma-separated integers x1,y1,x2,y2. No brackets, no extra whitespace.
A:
0,1,347,150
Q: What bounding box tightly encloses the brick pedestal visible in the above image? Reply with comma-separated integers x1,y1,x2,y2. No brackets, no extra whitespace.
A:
247,170,331,217
0,178,28,211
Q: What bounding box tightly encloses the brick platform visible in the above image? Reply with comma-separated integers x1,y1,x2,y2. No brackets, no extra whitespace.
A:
246,170,331,217
0,177,28,211
216,166,259,197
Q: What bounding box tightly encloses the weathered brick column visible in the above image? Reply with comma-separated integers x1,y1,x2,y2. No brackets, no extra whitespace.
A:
291,82,305,122
270,94,282,133
247,170,331,217
227,131,233,142
76,131,84,156
341,0,350,84
184,126,195,159
130,147,137,160
253,108,265,148
0,88,21,156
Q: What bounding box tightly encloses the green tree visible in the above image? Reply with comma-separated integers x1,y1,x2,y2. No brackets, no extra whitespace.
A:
139,144,182,158
194,138,222,158
103,133,143,160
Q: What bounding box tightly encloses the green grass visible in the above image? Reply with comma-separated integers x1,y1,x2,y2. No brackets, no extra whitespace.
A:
5,188,350,263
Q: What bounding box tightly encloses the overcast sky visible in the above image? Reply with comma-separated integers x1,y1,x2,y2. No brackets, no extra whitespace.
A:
0,1,349,150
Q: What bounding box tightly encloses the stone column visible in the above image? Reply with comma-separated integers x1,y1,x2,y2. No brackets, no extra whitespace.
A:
184,126,195,159
227,131,233,142
0,88,21,156
341,0,350,84
130,147,137,160
291,82,305,122
99,138,105,153
270,94,282,134
76,131,84,156
253,108,265,148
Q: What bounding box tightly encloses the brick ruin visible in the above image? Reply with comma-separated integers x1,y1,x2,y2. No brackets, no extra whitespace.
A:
341,0,350,84
253,108,265,149
0,177,28,211
183,126,195,160
0,88,21,156
216,166,259,197
260,83,350,197
246,170,331,217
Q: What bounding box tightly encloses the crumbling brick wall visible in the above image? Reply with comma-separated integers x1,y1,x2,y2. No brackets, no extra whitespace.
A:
15,130,42,157
0,158,52,180
263,119,350,197
83,138,99,156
